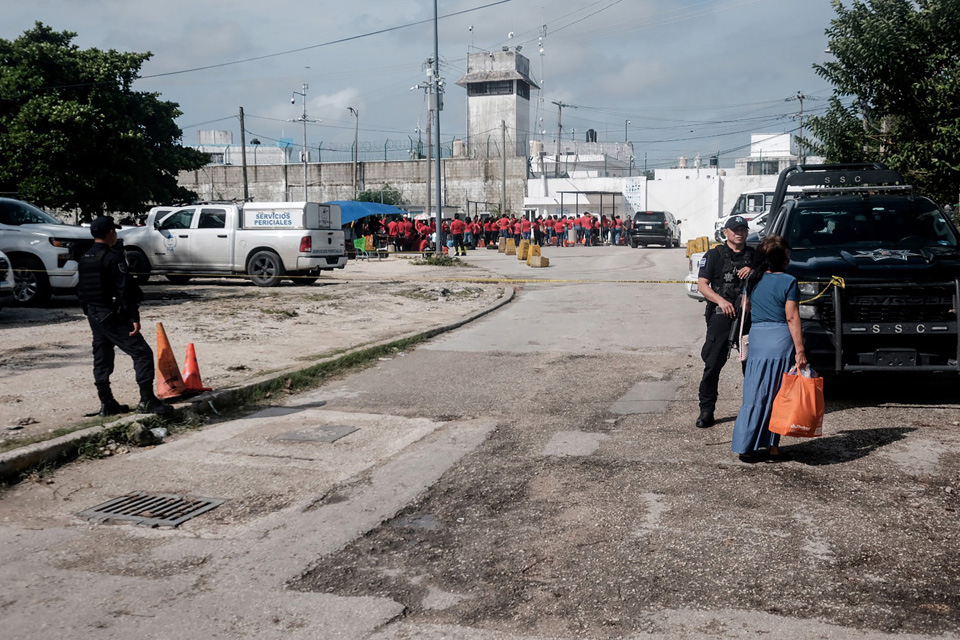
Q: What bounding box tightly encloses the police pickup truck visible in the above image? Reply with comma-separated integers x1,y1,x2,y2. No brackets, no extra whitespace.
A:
119,201,347,286
761,163,960,374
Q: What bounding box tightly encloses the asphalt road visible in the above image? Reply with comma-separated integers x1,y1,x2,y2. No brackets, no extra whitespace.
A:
1,245,959,640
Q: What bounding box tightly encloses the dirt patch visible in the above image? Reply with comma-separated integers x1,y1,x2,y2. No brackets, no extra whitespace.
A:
293,422,960,638
0,258,504,448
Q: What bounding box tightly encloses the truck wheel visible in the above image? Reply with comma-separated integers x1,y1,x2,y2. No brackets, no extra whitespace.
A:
125,249,151,284
629,239,638,249
247,250,285,287
12,256,51,306
166,274,192,284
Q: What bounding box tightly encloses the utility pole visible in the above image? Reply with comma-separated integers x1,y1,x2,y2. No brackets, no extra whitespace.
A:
431,0,445,255
348,107,359,199
501,120,507,216
551,100,575,178
425,112,432,247
787,91,806,164
239,106,249,202
290,84,318,202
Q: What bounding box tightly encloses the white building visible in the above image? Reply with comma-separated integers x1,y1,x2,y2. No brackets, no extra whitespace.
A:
193,130,294,166
524,131,812,238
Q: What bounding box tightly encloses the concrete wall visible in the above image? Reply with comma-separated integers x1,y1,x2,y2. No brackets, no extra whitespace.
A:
178,157,529,215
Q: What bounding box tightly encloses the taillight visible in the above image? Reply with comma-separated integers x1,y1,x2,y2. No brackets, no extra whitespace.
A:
300,236,312,252
663,221,669,228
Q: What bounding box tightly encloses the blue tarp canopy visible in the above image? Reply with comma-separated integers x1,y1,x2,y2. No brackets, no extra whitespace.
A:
328,201,408,226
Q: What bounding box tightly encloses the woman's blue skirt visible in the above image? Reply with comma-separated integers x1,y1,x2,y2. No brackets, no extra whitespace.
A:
731,322,795,454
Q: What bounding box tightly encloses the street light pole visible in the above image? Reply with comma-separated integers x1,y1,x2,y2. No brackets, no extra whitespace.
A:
432,0,445,255
625,119,630,142
348,107,359,199
290,84,318,202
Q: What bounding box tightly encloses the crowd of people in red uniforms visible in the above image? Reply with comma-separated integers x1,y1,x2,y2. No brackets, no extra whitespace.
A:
351,211,633,255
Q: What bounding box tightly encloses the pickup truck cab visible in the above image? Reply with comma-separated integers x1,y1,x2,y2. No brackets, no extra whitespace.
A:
763,163,960,374
120,201,347,286
0,197,94,305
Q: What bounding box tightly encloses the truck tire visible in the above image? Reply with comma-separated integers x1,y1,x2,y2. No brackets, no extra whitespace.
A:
247,250,285,287
166,274,192,284
125,248,152,284
12,256,52,306
629,238,638,249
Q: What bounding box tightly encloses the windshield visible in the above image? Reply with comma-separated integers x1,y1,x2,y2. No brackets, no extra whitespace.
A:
784,198,959,249
0,199,63,226
634,211,666,222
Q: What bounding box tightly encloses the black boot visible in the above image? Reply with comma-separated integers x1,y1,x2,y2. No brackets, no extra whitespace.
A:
696,410,715,429
137,383,173,416
94,383,130,417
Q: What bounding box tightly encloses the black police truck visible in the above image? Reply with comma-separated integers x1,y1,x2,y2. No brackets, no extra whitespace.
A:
761,162,960,374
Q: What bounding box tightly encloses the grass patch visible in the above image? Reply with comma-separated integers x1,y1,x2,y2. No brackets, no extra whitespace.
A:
304,292,339,302
261,308,299,318
412,254,473,267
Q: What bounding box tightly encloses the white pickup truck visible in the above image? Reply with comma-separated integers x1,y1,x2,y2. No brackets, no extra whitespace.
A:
119,201,347,286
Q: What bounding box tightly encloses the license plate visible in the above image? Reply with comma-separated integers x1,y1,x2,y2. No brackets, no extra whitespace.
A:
642,225,655,230
844,322,956,335
875,349,918,367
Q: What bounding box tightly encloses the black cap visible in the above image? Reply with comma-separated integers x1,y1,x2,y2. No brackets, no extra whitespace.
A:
724,215,749,230
90,216,119,238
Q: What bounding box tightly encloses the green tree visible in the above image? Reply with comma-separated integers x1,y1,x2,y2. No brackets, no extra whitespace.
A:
0,23,208,219
804,0,960,204
357,184,404,206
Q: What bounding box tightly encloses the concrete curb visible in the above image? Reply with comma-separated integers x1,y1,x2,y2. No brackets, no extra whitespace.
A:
0,286,515,483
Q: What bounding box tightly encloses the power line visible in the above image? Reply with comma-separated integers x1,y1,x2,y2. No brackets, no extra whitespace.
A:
139,0,513,80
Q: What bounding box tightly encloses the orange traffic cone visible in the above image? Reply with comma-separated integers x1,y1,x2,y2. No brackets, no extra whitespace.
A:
181,343,212,392
156,322,189,400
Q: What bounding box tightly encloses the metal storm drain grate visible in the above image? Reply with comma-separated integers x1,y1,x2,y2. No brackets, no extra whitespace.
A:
79,492,225,528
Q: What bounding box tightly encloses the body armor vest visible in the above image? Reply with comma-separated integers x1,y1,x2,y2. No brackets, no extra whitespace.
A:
77,244,115,307
710,244,753,302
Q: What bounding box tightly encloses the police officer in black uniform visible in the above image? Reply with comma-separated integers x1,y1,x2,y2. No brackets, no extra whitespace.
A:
78,216,171,416
695,215,754,428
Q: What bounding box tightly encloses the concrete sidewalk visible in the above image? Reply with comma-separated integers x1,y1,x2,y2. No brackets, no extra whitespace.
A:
0,286,514,639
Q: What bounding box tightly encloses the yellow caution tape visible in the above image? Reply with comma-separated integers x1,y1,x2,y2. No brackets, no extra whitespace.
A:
799,276,845,304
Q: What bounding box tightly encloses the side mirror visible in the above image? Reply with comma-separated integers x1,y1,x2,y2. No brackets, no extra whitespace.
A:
676,219,682,225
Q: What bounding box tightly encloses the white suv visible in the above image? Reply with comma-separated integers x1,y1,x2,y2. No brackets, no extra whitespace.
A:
0,198,94,305
0,249,14,311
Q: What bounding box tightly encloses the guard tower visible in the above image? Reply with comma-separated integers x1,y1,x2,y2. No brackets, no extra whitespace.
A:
457,48,539,157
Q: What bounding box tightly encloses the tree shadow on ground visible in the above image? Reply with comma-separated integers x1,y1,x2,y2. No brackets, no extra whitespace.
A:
784,426,915,466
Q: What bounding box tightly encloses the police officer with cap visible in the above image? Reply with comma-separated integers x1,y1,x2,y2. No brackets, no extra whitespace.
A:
78,216,171,416
695,215,754,428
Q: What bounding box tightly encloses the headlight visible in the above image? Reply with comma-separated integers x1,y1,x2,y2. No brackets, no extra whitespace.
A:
49,238,77,248
798,282,820,296
798,304,819,320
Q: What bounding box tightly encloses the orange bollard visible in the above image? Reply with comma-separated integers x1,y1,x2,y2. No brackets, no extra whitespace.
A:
181,343,212,392
155,322,188,400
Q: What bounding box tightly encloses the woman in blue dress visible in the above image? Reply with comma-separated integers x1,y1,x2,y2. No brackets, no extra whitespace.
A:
731,236,807,462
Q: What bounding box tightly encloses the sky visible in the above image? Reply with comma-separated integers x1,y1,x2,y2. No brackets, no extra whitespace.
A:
5,0,842,169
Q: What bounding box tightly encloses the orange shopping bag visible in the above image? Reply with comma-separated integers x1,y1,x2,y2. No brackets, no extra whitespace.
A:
768,367,824,438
